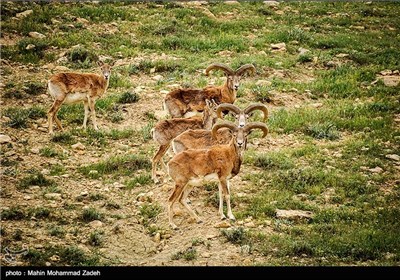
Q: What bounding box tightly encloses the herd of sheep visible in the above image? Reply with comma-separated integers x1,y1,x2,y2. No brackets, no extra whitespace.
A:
46,62,269,229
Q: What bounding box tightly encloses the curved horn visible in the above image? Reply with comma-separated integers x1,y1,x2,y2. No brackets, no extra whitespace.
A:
205,63,234,76
244,104,269,122
212,121,237,139
216,103,242,119
243,122,269,138
235,64,256,76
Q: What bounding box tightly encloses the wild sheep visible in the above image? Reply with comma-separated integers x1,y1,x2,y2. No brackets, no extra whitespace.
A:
163,63,256,118
47,61,112,135
151,99,218,183
167,121,269,229
172,103,268,154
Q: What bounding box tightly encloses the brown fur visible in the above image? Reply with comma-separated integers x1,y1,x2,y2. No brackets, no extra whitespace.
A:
47,62,111,134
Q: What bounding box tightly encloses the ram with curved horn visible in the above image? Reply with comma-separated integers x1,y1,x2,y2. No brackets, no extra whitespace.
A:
172,103,268,154
151,100,218,184
167,121,268,229
163,63,256,118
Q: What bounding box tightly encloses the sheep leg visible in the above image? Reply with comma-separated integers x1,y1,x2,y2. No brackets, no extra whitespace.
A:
48,99,63,135
168,181,186,230
152,144,170,183
88,97,98,130
222,178,235,221
82,100,89,130
179,185,202,224
218,180,227,220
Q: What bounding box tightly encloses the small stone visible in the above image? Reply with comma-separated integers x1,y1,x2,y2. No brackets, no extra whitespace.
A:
149,67,156,74
76,17,89,24
80,191,89,196
255,80,272,86
224,1,239,5
263,1,279,6
29,32,46,39
49,255,60,262
386,154,400,161
368,166,383,173
159,90,170,95
380,70,393,76
335,53,349,58
29,186,41,192
88,170,98,176
5,151,15,157
51,19,61,25
89,220,103,228
153,232,161,243
271,42,286,51
26,44,36,50
298,47,310,55
71,142,85,150
44,193,62,201
325,61,336,67
24,195,32,200
214,221,231,228
54,66,69,71
311,103,323,108
45,262,51,267
153,75,163,81
0,134,12,144
276,209,313,220
16,10,33,19
382,76,400,87
245,222,256,228
243,258,252,266
201,252,211,258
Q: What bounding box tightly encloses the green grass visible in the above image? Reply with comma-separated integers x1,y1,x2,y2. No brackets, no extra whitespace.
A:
2,106,46,128
89,230,104,247
19,172,56,190
172,247,198,261
48,226,66,238
126,173,152,189
118,91,140,104
40,147,59,158
1,206,26,220
81,207,104,222
79,154,151,178
139,203,162,227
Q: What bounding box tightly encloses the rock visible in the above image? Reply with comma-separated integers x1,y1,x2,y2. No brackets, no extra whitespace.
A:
54,66,69,71
116,143,130,151
386,154,400,161
80,191,89,196
153,232,161,243
4,150,15,157
29,186,41,192
38,127,48,133
224,1,239,4
271,42,286,51
49,255,60,262
245,222,256,228
264,1,279,6
335,53,349,58
29,32,46,39
76,17,89,24
89,220,103,228
255,80,272,87
380,70,393,76
51,19,61,25
214,221,231,228
153,75,163,81
382,76,400,87
0,134,12,144
276,209,313,220
298,47,310,55
325,61,336,68
16,10,33,19
201,252,211,258
88,170,98,177
241,245,251,255
44,193,62,201
71,142,85,150
159,90,170,95
311,103,323,108
243,258,252,266
368,166,383,173
26,44,36,50
24,195,32,200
